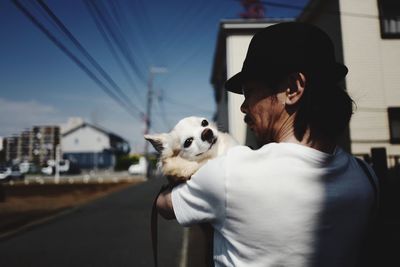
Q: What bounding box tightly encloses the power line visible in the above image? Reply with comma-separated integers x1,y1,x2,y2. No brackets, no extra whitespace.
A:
11,0,141,121
154,2,221,86
86,0,148,84
26,0,61,33
162,95,214,114
104,0,152,69
158,1,214,61
82,0,143,109
36,0,144,116
124,0,165,64
135,0,160,61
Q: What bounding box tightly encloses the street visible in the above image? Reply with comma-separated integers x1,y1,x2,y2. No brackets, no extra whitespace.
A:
22,170,139,185
0,177,184,267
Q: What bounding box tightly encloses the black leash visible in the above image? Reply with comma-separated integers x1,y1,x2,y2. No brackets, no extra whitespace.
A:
151,181,181,267
151,184,168,267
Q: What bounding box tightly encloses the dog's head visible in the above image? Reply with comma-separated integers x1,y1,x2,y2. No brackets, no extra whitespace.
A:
144,116,219,162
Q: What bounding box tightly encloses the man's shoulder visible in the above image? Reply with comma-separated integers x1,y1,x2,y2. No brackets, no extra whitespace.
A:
227,145,252,154
223,143,281,168
227,143,278,158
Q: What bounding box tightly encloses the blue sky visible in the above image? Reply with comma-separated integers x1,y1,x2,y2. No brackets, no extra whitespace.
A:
0,0,308,152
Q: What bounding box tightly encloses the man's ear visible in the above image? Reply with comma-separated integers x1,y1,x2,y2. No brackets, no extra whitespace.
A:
285,72,306,106
144,133,167,153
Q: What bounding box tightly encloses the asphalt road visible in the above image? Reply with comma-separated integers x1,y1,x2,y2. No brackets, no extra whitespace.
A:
0,177,184,267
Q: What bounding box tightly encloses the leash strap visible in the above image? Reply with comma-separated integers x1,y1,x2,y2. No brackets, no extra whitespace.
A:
151,184,171,267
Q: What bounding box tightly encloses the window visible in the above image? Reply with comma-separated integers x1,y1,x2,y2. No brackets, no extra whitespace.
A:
388,107,400,143
378,0,400,38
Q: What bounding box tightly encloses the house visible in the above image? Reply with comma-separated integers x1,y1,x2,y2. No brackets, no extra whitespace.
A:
298,0,400,162
211,18,293,147
61,120,130,169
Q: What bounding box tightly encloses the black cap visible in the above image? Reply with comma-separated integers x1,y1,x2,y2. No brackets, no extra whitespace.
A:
225,22,348,94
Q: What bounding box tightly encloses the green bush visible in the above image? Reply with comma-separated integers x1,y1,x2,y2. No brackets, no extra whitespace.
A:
115,154,140,171
147,153,158,167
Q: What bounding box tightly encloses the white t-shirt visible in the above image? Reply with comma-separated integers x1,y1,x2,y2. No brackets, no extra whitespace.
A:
171,143,376,267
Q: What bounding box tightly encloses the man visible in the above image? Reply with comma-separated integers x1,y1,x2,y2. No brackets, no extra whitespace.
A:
157,22,377,266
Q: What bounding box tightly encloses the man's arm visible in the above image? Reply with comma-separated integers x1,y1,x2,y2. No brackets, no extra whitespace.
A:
157,156,227,225
156,188,176,220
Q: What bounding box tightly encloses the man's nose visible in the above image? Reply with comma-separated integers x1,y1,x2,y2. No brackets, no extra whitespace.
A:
240,100,248,114
201,128,214,143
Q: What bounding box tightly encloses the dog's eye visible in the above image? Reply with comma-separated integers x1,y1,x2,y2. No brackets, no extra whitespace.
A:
201,120,209,127
183,137,193,148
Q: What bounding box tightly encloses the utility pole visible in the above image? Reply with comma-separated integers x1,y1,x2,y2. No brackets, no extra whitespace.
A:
144,67,167,178
54,144,60,184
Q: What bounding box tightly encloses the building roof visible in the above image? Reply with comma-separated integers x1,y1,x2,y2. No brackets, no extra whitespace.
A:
60,117,84,134
218,18,292,30
62,122,128,143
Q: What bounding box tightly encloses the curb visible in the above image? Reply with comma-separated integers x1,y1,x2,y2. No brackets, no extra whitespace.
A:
179,227,189,267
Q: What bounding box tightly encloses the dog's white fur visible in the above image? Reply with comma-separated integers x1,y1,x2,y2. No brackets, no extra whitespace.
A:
145,116,238,182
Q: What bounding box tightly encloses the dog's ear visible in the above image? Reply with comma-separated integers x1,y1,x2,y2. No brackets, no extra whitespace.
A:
144,134,166,153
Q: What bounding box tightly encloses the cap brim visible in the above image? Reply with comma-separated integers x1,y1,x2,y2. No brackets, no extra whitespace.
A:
225,63,348,95
224,72,244,94
335,63,348,80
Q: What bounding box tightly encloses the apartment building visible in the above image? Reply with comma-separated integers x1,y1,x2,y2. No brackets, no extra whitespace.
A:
2,126,60,165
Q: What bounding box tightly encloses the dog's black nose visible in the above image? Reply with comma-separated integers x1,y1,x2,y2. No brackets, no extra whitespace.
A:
201,128,214,143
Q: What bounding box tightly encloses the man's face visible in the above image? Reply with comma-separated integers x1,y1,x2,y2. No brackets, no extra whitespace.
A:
240,80,287,144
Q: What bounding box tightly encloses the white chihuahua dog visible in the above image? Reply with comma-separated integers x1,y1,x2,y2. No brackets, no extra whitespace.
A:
145,116,237,183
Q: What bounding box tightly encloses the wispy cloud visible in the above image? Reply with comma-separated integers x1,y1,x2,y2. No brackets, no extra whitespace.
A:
0,98,65,137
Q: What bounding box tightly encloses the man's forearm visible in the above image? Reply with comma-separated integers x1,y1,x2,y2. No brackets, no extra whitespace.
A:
156,189,176,220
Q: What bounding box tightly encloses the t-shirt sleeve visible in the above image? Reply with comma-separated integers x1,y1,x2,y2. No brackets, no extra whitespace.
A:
171,156,226,226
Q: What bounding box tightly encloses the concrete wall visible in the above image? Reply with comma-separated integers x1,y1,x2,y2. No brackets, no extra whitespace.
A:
226,34,253,144
299,0,351,152
299,0,400,157
62,126,110,153
339,0,400,155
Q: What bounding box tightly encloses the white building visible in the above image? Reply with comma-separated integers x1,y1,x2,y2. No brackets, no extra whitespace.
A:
211,2,400,163
61,119,130,169
298,0,400,161
211,19,292,148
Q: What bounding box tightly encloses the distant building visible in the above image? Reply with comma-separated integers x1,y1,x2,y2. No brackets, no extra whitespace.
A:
0,137,4,163
3,136,18,163
298,0,400,159
211,19,292,147
61,121,130,169
2,118,130,169
3,126,60,165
